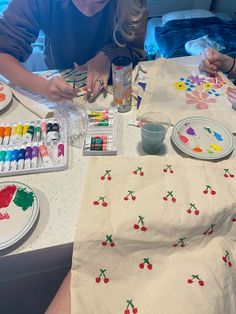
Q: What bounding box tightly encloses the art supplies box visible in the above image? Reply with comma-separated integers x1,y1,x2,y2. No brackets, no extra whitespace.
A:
82,108,118,156
0,118,68,177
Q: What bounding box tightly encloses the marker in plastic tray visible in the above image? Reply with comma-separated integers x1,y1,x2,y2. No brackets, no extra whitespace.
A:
0,149,6,171
39,141,53,166
31,143,39,168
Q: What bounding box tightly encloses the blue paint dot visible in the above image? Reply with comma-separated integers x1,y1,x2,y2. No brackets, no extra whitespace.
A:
187,88,192,91
190,85,195,88
186,79,190,82
180,78,185,81
215,94,220,96
185,82,189,85
208,92,212,94
212,89,216,92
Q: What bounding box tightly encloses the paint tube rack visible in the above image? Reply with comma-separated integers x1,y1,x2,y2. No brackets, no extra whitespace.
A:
82,108,118,156
0,118,68,177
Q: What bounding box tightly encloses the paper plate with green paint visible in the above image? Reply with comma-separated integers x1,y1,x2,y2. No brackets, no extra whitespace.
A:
0,181,39,250
172,117,235,160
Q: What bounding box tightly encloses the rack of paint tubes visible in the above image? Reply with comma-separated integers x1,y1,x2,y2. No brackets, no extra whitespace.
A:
0,118,67,177
82,108,118,156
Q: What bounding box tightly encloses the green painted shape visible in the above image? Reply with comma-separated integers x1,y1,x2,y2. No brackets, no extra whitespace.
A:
13,188,35,211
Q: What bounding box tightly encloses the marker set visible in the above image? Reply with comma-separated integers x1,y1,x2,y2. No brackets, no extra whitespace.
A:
82,108,118,156
0,118,67,177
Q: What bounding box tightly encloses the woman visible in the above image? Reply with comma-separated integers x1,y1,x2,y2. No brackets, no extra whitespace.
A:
0,0,147,101
200,47,236,105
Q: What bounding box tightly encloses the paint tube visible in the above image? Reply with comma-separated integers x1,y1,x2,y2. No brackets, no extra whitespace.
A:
9,123,17,145
17,146,26,170
23,122,35,143
15,122,23,143
24,146,32,169
0,149,6,172
34,123,41,142
31,143,39,168
48,120,60,141
41,119,47,140
2,125,11,145
3,148,12,172
0,124,5,145
10,147,19,171
39,141,53,166
57,142,64,164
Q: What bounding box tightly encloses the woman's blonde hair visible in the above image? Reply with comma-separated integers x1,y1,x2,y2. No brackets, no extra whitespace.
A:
113,0,146,47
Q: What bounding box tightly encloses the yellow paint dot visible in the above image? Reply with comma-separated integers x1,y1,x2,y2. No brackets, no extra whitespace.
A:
174,81,186,90
210,144,222,151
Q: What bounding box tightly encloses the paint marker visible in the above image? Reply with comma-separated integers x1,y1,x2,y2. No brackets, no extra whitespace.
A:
2,125,11,145
41,119,47,140
24,146,32,169
39,141,53,166
31,143,39,168
10,147,19,171
0,124,5,144
34,123,41,142
3,148,12,172
23,122,35,143
57,142,64,164
15,122,23,143
17,146,26,170
0,149,6,171
9,123,17,145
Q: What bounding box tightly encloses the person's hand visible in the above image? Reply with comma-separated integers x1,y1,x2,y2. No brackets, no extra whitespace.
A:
227,87,236,105
40,76,78,102
75,51,111,100
199,48,224,75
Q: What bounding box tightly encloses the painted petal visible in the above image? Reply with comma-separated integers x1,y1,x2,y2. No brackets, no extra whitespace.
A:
197,101,208,109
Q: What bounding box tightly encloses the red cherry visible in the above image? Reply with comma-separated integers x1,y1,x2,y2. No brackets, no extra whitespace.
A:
232,218,236,222
172,197,176,203
141,226,147,232
203,190,208,194
124,196,129,201
163,169,167,173
104,278,109,283
102,241,107,246
140,171,144,176
222,256,227,263
224,174,228,178
228,261,232,267
211,190,216,195
147,264,153,270
139,263,144,269
95,277,101,283
93,200,99,205
133,170,137,175
195,210,200,216
180,244,185,247
187,209,192,214
230,174,235,178
170,170,174,174
198,280,204,286
132,308,138,314
110,242,115,247
173,243,178,247
163,196,168,201
187,279,193,284
102,202,108,207
107,176,112,181
101,176,105,180
134,224,139,230
132,196,136,201
124,310,130,314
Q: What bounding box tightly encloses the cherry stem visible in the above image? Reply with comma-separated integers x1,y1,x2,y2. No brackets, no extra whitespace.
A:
99,269,107,278
105,170,111,176
127,300,134,309
99,197,105,201
106,235,112,242
138,216,144,225
167,191,173,197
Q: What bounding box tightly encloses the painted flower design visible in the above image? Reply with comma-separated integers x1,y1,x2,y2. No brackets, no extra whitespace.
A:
203,82,213,90
175,81,186,90
207,74,226,89
186,90,216,109
188,75,205,85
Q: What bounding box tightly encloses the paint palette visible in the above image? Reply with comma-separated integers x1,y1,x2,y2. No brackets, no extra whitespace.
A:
0,118,68,177
0,81,12,113
0,181,39,250
172,117,235,160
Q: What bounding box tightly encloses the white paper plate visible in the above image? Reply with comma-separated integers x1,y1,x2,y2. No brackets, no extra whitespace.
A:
0,181,39,250
0,81,12,113
172,117,235,160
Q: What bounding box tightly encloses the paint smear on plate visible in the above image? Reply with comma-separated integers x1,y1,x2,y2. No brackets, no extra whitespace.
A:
210,144,222,151
204,127,212,134
179,133,189,144
13,188,35,211
186,127,196,136
207,149,214,154
0,185,17,209
0,93,6,102
193,146,203,152
214,131,223,141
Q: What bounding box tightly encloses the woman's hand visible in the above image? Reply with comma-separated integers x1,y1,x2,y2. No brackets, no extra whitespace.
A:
40,76,78,102
227,87,236,105
75,51,111,100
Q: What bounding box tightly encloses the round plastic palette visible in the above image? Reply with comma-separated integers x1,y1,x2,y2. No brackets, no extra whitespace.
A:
172,117,235,160
0,82,12,113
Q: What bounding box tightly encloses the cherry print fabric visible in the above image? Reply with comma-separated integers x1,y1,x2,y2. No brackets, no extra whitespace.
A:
71,156,236,314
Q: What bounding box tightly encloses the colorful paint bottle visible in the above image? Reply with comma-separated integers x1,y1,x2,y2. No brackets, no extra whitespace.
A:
34,123,41,142
24,146,32,169
9,123,17,145
3,148,12,172
24,122,35,143
10,147,19,171
22,123,29,137
57,142,64,164
49,120,60,141
0,124,5,145
0,149,6,171
15,122,23,143
41,119,47,140
31,143,39,168
3,125,11,145
39,142,53,166
46,120,53,140
17,146,26,170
